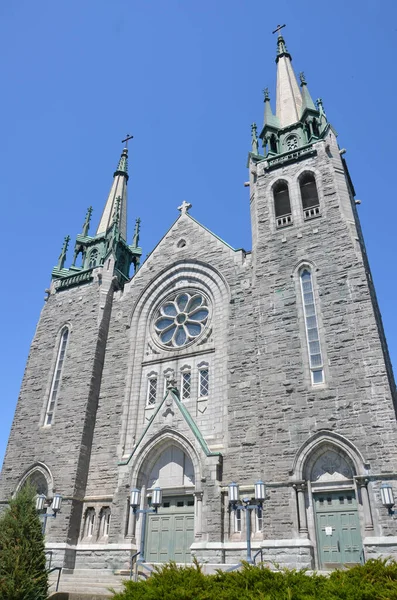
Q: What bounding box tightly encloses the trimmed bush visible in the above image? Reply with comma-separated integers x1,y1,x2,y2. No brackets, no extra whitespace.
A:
111,557,397,600
0,484,48,600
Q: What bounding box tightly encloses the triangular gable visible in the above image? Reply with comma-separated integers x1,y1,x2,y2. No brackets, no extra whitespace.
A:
130,211,244,281
118,386,221,466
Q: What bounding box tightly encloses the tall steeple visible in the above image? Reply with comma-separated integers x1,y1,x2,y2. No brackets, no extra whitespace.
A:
52,142,142,290
96,147,129,240
275,31,302,127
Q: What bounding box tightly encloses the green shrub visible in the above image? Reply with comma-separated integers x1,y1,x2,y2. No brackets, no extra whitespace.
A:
111,558,397,600
0,484,48,600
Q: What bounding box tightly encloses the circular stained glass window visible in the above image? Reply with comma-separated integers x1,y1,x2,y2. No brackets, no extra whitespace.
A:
154,292,209,348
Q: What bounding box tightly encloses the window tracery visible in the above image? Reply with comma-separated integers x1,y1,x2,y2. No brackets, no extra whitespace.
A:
154,292,209,349
44,327,69,426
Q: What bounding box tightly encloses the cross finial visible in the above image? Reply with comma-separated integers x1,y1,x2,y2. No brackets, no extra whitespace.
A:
178,200,192,215
272,23,286,35
299,71,307,85
121,134,133,147
263,87,270,101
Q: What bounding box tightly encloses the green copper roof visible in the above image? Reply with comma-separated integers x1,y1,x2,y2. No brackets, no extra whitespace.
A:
299,72,316,113
275,34,291,62
113,147,129,181
263,88,280,130
118,385,221,466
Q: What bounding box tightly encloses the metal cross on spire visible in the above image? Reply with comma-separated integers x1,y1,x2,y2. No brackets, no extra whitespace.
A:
272,23,286,35
121,134,134,147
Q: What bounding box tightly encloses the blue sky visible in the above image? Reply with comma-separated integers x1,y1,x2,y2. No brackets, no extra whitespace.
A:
0,0,396,467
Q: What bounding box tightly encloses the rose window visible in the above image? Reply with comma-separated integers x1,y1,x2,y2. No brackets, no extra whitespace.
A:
154,292,209,348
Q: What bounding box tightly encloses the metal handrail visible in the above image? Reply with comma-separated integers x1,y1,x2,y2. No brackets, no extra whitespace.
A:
130,551,140,580
48,566,62,592
253,549,263,565
45,550,53,570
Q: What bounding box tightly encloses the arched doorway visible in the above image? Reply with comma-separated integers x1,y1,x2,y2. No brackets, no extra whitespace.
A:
305,445,363,568
139,444,196,563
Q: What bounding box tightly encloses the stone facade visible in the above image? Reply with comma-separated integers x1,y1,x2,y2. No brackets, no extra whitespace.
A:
1,38,397,587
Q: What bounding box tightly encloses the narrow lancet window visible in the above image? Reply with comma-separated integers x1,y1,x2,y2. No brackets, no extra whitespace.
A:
181,370,191,400
44,327,69,425
300,269,324,384
147,376,158,406
273,181,292,228
300,173,320,220
199,368,209,398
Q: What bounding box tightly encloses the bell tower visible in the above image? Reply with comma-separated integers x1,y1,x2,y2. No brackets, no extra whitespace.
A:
238,27,397,569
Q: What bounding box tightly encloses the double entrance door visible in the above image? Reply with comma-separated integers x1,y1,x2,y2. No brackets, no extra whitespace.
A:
314,490,362,568
145,495,194,563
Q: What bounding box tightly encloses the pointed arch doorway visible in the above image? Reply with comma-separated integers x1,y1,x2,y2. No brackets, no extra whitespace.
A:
140,444,196,563
307,446,363,568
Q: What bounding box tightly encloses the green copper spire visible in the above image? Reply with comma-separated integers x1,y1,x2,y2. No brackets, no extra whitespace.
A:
81,206,93,237
251,123,259,155
275,34,291,62
263,88,280,129
299,72,316,112
57,235,70,270
131,217,141,248
114,147,129,181
112,196,121,228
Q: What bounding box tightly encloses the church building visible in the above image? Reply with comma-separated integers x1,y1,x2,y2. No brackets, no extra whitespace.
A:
1,31,397,587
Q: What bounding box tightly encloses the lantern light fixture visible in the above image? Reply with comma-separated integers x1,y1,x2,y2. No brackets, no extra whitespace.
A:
130,488,141,509
255,480,266,502
36,494,46,512
151,487,162,508
51,494,63,513
380,482,395,515
35,493,63,533
228,482,239,504
227,479,267,566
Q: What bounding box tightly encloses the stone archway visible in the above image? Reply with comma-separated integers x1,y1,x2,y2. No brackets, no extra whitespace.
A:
133,442,198,564
301,441,365,569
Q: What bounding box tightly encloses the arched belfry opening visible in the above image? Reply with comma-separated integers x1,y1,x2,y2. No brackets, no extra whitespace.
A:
131,441,200,564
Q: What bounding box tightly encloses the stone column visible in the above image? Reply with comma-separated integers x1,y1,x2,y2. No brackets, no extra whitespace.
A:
127,505,137,539
294,483,308,536
194,491,203,538
357,477,373,531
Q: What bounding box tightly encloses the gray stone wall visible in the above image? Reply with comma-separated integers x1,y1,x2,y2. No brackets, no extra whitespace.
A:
2,129,397,576
0,271,114,559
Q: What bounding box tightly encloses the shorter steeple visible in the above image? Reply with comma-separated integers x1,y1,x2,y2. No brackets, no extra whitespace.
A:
51,141,143,290
57,236,70,270
263,88,280,129
299,72,316,112
81,206,93,237
96,147,129,241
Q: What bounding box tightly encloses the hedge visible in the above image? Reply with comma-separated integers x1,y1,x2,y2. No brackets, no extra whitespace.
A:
111,557,397,600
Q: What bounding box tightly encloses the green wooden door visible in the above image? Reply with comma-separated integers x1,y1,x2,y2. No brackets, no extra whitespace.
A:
314,491,362,568
146,495,194,563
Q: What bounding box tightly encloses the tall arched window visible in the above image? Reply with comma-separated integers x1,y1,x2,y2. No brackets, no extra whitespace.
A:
300,172,320,220
44,327,69,425
300,269,324,385
273,181,292,228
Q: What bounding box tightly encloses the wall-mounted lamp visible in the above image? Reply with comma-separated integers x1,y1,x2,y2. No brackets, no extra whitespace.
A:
380,483,395,515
